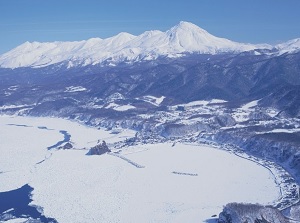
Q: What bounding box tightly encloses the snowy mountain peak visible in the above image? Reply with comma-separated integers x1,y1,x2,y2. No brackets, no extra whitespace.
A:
105,32,136,44
0,21,298,69
166,21,227,51
170,21,209,34
139,30,163,38
163,21,268,53
167,21,216,44
115,32,136,39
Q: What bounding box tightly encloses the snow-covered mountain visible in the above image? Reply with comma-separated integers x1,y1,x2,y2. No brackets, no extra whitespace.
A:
275,38,300,54
0,21,276,69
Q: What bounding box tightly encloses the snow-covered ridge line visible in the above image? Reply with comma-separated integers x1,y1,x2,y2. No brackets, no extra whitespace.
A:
2,21,298,69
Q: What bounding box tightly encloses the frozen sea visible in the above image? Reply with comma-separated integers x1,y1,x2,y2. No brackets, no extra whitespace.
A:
0,115,281,223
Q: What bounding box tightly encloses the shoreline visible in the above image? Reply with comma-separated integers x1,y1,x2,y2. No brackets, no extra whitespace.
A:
219,143,300,210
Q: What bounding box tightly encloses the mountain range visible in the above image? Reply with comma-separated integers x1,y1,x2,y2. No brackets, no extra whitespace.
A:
0,21,299,69
0,21,300,119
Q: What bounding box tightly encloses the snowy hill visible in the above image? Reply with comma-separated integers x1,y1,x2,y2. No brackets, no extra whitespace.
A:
0,21,274,69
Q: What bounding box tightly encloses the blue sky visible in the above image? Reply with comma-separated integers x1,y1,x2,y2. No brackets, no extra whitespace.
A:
0,0,300,54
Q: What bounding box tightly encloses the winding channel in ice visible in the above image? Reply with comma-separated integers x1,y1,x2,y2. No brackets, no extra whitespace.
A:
0,115,281,223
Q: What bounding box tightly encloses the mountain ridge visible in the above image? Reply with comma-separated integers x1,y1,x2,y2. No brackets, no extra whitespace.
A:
2,21,298,69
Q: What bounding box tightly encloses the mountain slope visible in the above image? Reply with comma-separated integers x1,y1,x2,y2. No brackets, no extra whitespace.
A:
1,51,300,116
275,38,300,54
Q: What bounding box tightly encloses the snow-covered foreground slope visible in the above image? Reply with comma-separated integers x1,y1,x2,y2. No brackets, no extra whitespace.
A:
0,116,281,222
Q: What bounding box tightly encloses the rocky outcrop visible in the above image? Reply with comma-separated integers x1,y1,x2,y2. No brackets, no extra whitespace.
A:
87,141,111,155
59,142,73,150
218,203,288,223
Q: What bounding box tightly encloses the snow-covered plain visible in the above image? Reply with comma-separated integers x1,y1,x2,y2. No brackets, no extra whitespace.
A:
0,115,281,223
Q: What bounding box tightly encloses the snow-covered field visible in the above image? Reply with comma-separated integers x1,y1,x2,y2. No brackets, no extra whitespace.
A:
0,115,281,223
